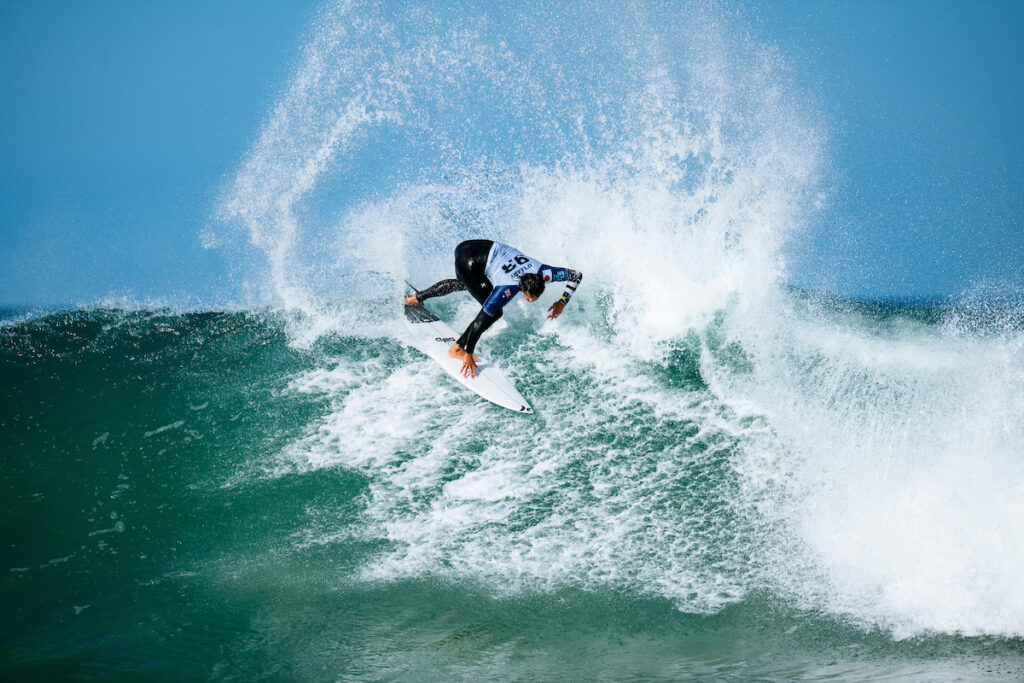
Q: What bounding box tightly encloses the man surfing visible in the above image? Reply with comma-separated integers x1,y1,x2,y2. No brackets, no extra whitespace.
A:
405,239,583,378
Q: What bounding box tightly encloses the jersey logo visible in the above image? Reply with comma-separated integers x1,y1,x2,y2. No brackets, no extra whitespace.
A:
500,255,531,274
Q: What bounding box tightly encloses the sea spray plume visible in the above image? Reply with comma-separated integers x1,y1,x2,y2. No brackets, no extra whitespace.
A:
219,2,544,320
215,0,1024,641
232,0,829,611
515,27,823,355
219,1,822,345
218,2,405,318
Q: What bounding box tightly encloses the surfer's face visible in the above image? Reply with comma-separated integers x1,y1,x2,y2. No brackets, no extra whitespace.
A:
523,292,539,303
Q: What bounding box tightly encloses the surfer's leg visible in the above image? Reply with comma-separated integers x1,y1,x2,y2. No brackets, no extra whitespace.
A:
414,239,492,304
454,239,494,305
416,279,465,301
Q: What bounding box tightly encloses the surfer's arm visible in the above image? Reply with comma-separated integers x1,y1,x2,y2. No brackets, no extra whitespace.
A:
456,307,502,355
453,284,517,356
557,269,582,307
541,267,582,318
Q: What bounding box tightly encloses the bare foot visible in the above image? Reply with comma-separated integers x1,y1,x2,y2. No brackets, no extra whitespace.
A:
405,294,420,306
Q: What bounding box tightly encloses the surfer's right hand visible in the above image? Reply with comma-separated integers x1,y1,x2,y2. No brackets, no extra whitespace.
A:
460,353,480,379
448,344,480,379
404,294,420,306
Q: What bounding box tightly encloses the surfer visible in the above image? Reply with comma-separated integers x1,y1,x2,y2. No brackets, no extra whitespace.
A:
405,239,583,378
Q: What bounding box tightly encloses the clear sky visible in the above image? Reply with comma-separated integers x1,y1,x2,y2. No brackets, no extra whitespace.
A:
0,0,320,307
1,0,1022,307
761,0,1024,300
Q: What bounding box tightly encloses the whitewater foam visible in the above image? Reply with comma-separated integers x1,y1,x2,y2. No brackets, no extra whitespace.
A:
716,295,1024,637
219,0,1024,639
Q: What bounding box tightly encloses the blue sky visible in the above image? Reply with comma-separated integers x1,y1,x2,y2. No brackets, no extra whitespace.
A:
0,0,319,307
1,0,1022,306
761,0,1024,300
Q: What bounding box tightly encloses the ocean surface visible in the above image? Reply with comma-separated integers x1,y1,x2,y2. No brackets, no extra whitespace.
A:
2,296,1023,680
4,1,1024,679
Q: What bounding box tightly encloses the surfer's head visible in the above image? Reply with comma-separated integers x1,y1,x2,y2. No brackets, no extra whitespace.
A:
519,273,545,302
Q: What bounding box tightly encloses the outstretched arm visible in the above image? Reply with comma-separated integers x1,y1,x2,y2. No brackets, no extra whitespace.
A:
546,268,582,319
449,284,519,377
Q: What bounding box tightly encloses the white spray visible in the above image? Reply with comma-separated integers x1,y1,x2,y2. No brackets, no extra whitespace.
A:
222,0,1024,638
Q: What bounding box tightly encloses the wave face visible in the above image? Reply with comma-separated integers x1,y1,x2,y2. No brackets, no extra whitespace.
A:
4,1,1023,678
2,305,1023,678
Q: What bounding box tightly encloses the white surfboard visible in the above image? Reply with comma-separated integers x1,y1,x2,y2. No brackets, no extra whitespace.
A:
404,304,533,413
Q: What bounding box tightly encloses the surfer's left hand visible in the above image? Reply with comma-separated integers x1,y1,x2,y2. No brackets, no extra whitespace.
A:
546,301,564,319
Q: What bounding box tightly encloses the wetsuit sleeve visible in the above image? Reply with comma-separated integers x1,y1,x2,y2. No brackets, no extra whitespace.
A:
541,266,583,307
455,285,518,353
457,308,502,355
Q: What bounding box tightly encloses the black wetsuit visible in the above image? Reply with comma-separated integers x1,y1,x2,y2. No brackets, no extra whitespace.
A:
415,240,582,354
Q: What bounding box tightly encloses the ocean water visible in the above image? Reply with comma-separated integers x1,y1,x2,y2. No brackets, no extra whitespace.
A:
4,0,1024,679
2,299,1023,680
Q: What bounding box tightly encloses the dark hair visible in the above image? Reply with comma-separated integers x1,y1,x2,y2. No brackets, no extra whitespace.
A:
519,273,545,297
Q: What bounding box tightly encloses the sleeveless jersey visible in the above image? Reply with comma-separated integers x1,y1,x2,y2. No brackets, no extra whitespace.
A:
480,242,574,316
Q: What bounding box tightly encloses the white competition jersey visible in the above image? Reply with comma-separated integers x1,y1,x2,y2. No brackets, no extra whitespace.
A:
484,242,542,287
